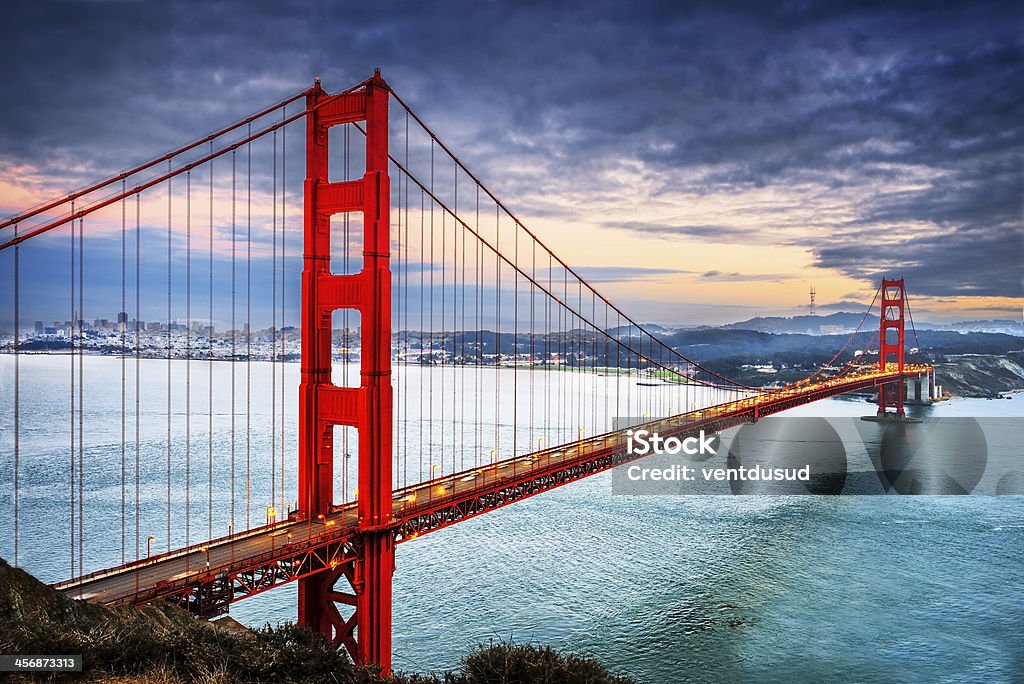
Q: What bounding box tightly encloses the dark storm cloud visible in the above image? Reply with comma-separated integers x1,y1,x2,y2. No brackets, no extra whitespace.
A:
1,1,1021,299
816,224,1023,298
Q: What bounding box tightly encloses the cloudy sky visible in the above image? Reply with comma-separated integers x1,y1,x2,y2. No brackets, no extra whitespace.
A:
1,0,1021,325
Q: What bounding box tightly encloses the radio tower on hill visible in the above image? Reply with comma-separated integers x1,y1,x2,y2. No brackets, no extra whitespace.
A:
809,286,816,316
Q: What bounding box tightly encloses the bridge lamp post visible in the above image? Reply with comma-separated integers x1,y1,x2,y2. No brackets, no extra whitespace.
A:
305,513,315,539
146,535,155,558
431,464,442,500
200,546,210,571
228,522,233,538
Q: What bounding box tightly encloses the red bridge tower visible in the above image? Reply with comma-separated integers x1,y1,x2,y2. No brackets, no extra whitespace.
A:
877,278,906,416
298,72,394,671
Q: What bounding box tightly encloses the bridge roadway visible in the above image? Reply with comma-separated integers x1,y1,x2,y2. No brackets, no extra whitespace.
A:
54,365,929,615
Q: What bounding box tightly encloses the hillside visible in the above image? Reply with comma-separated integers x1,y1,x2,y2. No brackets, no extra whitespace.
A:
0,559,633,684
653,329,1024,396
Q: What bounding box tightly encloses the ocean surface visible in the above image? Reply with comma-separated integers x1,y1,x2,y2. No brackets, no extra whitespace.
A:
1,355,1022,683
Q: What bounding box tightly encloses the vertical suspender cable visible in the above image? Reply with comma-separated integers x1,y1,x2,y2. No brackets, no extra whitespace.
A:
440,193,446,475
546,254,551,449
120,183,126,564
419,189,424,481
392,154,399,489
12,223,19,567
271,130,277,509
457,167,465,472
246,126,252,529
446,199,452,474
532,236,540,454
208,144,214,542
135,195,141,560
186,170,192,552
403,113,410,488
166,163,173,553
512,215,518,465
460,174,468,471
69,206,75,578
476,194,482,467
593,296,599,427
429,141,435,479
452,172,458,474
230,150,237,532
494,204,500,460
78,215,84,579
577,281,583,434
280,110,287,516
392,146,400,488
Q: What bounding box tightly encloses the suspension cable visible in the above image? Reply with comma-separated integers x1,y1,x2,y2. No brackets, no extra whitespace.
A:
0,77,376,252
905,291,923,357
357,129,748,393
794,283,881,387
386,153,738,391
383,86,748,390
0,88,314,232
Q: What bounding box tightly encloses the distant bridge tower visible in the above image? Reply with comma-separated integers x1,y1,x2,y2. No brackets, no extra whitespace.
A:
809,286,816,316
877,278,906,416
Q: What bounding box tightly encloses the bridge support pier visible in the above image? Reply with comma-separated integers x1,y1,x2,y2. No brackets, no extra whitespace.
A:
297,72,394,673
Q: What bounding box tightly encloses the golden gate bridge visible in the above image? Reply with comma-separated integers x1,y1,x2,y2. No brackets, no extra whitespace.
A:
0,71,933,674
